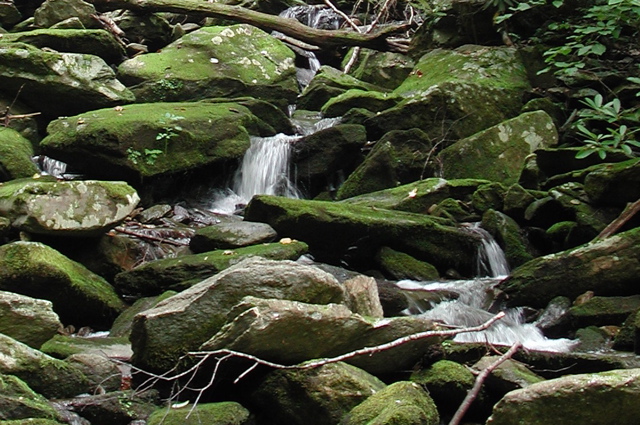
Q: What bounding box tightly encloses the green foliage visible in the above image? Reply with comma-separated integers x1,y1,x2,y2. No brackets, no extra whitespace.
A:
127,148,164,165
573,94,640,159
156,112,184,153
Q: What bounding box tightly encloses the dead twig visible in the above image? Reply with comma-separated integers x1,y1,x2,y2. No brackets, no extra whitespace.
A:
448,341,522,425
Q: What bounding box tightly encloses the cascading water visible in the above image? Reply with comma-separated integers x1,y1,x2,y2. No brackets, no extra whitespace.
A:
398,224,576,352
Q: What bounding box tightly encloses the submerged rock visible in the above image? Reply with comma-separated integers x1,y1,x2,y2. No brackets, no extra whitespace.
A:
486,368,640,425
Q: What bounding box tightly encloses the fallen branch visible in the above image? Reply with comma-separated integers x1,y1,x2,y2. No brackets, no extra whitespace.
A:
448,341,522,425
113,226,190,246
594,197,640,240
88,0,410,52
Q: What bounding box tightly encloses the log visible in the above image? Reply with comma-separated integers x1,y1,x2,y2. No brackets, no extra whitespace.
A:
88,0,410,51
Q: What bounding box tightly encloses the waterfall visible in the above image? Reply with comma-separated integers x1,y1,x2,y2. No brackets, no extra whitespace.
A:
32,155,67,179
398,226,576,352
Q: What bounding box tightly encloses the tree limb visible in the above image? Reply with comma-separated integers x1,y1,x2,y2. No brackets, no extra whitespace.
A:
88,0,410,51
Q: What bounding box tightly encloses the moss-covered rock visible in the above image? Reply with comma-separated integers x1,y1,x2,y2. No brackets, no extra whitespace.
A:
486,368,640,425
472,183,507,213
472,356,545,394
0,178,139,237
114,240,308,296
343,381,440,425
33,0,98,29
0,374,60,421
147,401,251,425
410,359,474,412
0,42,134,117
0,128,39,181
568,295,640,328
40,334,131,360
376,246,440,281
498,227,640,308
245,195,482,276
0,291,61,349
343,49,415,90
249,362,385,425
321,89,401,118
0,29,126,64
190,220,277,252
583,158,640,207
40,101,278,186
117,25,298,107
0,333,90,399
481,209,534,268
367,45,532,140
439,111,558,185
0,241,127,329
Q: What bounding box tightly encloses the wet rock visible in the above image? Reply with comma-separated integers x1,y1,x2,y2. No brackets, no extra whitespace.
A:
0,290,61,348
612,308,639,352
568,295,640,328
535,296,572,339
0,178,139,237
0,374,60,421
249,362,385,425
0,43,134,117
147,401,251,425
486,368,640,425
117,25,298,107
0,241,127,329
0,333,90,399
0,127,39,181
472,356,545,394
439,111,558,185
343,381,440,425
376,279,409,316
114,240,309,296
0,29,127,65
499,227,640,308
481,209,535,269
583,158,640,207
375,246,440,281
343,49,415,90
190,220,277,252
130,257,347,372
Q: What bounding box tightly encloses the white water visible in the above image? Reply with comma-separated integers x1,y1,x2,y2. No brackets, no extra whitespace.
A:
399,225,576,352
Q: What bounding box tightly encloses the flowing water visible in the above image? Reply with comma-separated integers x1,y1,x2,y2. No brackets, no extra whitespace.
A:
398,225,577,352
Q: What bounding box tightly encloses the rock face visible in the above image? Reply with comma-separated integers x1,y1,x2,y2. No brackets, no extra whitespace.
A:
0,178,139,237
0,241,127,329
117,25,298,107
499,227,640,308
0,290,62,348
0,43,134,116
130,258,347,372
486,368,640,425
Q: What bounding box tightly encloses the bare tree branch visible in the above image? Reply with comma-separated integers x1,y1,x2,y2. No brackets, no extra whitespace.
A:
594,198,640,240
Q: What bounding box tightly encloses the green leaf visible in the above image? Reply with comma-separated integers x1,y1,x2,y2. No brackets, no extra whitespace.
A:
575,149,595,159
591,43,606,55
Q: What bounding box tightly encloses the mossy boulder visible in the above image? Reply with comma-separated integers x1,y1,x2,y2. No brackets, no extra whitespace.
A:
0,241,127,329
472,356,545,394
190,220,277,252
114,240,309,297
147,401,251,425
0,42,134,117
245,195,482,276
583,158,640,207
568,295,640,328
0,127,39,181
0,333,90,399
321,89,401,118
498,227,640,308
117,25,298,107
248,362,385,425
410,359,475,412
39,334,131,360
343,381,440,425
129,257,347,373
366,45,531,140
0,291,61,349
0,374,60,421
439,111,558,185
0,178,139,237
109,291,177,338
376,246,440,281
343,49,415,89
486,368,640,425
0,29,126,64
40,101,280,187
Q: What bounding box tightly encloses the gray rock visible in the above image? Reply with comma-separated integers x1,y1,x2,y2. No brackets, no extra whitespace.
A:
34,0,98,29
0,290,61,348
190,221,277,252
0,178,139,237
66,353,123,393
343,275,384,318
249,362,385,425
0,0,21,27
486,368,640,425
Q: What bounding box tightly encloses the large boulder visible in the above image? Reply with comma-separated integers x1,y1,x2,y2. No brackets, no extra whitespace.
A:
130,258,347,372
486,368,640,425
0,43,134,117
0,242,127,329
117,25,298,107
201,296,440,375
0,374,60,421
498,227,640,308
114,240,309,296
366,45,532,140
248,362,386,425
245,195,482,275
40,101,286,190
0,127,39,181
0,333,90,399
0,178,139,237
343,49,415,90
438,111,558,185
343,381,440,425
0,290,62,348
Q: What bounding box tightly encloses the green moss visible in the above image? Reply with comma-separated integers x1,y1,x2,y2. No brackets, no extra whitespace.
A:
148,402,251,425
0,128,38,180
376,246,440,281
